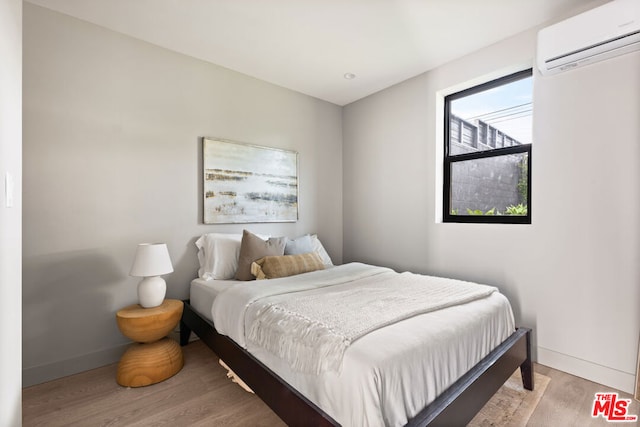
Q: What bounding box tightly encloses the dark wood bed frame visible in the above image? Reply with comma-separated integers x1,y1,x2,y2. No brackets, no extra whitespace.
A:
180,299,533,427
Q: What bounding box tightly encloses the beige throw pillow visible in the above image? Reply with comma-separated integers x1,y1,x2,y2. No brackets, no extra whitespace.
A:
251,252,325,280
235,230,286,281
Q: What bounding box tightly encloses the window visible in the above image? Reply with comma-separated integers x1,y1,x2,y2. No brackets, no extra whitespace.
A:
444,69,532,224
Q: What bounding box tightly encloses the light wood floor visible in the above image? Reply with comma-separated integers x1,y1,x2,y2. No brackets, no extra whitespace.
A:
529,364,639,427
23,340,639,426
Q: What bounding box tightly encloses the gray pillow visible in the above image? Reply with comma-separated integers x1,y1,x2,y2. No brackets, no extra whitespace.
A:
235,230,286,281
284,234,313,255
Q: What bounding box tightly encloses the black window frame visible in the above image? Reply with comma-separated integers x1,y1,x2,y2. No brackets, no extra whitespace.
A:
443,69,532,224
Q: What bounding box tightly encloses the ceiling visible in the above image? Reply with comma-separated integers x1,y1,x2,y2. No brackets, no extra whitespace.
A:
26,0,603,106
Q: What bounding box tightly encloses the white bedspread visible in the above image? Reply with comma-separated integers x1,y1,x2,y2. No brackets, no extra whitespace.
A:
247,271,497,375
211,263,515,427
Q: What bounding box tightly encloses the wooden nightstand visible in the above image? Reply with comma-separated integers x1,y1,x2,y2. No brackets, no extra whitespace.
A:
116,299,184,387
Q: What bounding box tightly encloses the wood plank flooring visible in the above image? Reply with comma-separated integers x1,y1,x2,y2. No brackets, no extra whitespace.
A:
23,340,285,427
23,340,640,426
529,364,639,427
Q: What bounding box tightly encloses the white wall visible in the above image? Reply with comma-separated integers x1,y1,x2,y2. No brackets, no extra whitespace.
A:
22,4,343,386
0,0,22,424
343,16,640,393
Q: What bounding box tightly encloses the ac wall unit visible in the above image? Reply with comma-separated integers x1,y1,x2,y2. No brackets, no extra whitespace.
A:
537,0,640,75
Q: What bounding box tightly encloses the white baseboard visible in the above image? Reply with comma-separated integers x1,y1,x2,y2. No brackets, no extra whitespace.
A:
538,346,636,395
22,343,130,388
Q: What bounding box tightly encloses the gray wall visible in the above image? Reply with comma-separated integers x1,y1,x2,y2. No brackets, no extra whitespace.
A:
22,4,343,386
1,0,22,424
343,7,640,394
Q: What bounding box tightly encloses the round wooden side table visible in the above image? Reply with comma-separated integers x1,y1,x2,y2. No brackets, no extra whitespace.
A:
116,299,184,387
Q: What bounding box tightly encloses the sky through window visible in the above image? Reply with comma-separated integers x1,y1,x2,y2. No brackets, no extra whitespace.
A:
451,77,532,144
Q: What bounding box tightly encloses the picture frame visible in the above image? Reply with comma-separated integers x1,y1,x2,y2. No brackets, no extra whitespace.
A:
203,137,298,224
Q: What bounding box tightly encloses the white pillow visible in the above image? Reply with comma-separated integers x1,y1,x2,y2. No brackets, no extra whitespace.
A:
195,232,268,280
311,234,333,266
284,234,314,255
195,233,241,280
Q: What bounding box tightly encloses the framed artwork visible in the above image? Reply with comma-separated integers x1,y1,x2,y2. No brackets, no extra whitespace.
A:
203,137,298,224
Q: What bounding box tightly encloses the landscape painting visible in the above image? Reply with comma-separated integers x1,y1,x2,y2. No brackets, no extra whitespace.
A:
203,137,298,224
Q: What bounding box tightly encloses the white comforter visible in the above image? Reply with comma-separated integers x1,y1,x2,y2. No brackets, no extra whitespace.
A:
212,263,515,427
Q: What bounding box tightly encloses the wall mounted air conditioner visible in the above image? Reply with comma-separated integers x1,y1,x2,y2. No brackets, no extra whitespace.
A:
537,0,640,75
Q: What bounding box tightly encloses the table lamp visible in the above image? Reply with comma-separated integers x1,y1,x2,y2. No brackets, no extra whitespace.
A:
129,243,174,308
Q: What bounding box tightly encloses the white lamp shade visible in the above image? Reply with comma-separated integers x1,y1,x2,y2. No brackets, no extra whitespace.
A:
130,243,174,277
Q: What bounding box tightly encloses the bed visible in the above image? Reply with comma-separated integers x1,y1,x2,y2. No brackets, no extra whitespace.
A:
180,232,533,426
